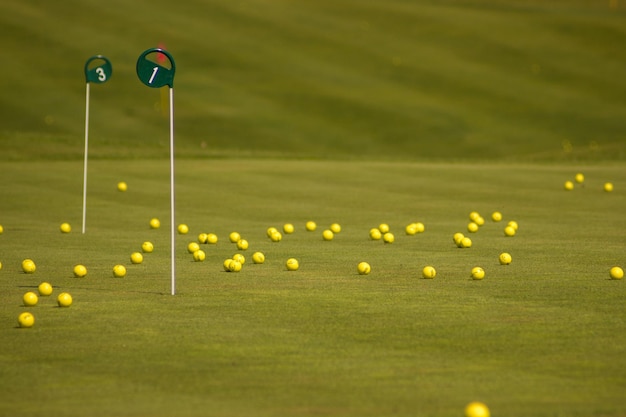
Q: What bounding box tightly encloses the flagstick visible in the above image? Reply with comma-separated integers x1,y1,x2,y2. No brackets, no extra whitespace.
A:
82,82,90,234
169,86,176,295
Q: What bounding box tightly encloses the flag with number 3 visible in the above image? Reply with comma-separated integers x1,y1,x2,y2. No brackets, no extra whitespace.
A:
84,55,112,84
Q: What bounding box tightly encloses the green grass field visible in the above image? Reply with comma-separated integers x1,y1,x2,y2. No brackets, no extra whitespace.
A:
2,1,626,416
2,160,625,417
1,0,626,161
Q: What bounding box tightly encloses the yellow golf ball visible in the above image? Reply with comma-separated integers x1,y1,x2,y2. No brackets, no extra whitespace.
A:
142,241,154,253
228,260,242,272
499,252,512,265
465,401,490,417
252,252,265,264
357,262,371,275
18,312,35,328
38,282,53,296
286,258,299,271
610,266,623,280
187,242,200,254
73,264,88,277
369,228,382,240
130,252,143,264
23,291,38,307
471,267,485,280
422,266,436,279
21,259,36,274
113,264,126,278
322,229,334,241
193,250,206,262
57,292,73,307
383,232,395,244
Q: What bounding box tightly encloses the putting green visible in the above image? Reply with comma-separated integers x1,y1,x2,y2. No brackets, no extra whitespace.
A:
1,159,625,417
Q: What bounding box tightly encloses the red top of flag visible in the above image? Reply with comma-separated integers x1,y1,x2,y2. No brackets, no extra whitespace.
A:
157,43,167,64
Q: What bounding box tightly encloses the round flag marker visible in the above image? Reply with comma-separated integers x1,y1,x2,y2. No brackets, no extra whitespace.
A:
136,48,175,88
84,55,112,84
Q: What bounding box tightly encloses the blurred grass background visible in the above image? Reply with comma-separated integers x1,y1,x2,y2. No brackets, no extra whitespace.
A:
1,0,625,161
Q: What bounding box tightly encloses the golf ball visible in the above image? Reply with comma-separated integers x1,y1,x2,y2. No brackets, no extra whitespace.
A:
228,260,242,272
252,252,265,264
422,266,436,279
193,250,206,262
383,232,395,244
18,312,35,328
499,252,512,265
286,258,299,271
38,282,53,296
187,242,200,254
471,267,485,280
57,292,73,307
330,223,341,233
130,252,143,264
369,228,382,240
23,291,39,306
21,259,36,274
113,264,126,278
150,218,160,229
73,264,88,277
142,241,154,253
357,262,371,275
229,232,241,243
464,401,490,417
610,266,623,280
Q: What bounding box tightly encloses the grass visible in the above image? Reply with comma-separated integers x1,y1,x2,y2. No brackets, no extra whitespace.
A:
1,0,626,161
2,1,626,415
1,159,626,417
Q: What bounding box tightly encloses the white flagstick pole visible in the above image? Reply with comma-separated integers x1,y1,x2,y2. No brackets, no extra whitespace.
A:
136,48,176,295
169,86,176,295
82,82,90,234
